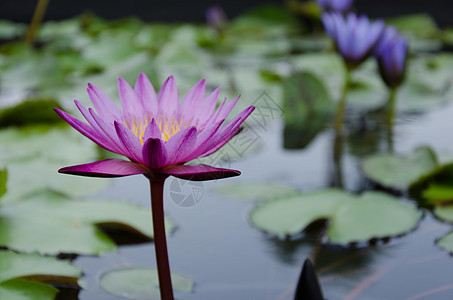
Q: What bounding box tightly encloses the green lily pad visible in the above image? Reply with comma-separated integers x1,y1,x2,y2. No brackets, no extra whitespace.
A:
250,189,421,245
437,231,453,254
327,192,422,244
0,190,175,255
0,250,82,300
361,146,438,190
422,184,453,205
0,99,64,128
100,268,194,299
4,159,110,201
409,162,453,204
433,205,453,223
0,169,6,198
217,183,299,202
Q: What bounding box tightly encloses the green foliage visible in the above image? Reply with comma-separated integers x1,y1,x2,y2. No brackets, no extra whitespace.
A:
0,250,82,300
362,146,438,190
250,189,421,245
100,268,194,299
0,190,175,255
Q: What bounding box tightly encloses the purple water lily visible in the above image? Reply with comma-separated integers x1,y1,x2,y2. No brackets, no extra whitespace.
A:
316,0,354,13
375,27,408,89
55,73,254,300
322,12,385,68
206,5,227,32
55,73,254,180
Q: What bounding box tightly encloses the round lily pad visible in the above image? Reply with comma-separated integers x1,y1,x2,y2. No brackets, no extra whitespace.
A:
100,268,194,299
0,250,82,300
250,189,421,245
362,146,438,190
0,190,175,255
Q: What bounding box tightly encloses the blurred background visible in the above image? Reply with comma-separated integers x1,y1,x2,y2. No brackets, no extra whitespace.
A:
2,0,453,26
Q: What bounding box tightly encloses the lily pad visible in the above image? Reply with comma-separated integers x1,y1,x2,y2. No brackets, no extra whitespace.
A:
409,162,453,204
250,189,421,245
217,183,299,202
0,169,6,198
100,268,194,299
0,250,82,300
422,184,453,205
361,146,438,190
437,231,453,254
0,99,64,127
0,190,175,255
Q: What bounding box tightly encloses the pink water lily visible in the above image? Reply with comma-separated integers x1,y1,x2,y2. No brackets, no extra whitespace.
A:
55,73,255,181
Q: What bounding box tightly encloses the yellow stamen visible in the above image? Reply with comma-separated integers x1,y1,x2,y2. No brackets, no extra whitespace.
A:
124,114,190,144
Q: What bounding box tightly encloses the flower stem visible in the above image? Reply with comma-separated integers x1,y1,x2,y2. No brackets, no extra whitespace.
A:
25,0,50,45
334,69,351,134
386,87,398,152
149,177,174,300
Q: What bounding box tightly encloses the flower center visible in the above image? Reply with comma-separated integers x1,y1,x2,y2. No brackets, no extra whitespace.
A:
125,115,185,144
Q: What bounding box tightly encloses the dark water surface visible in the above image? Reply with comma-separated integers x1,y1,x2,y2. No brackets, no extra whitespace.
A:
76,101,453,299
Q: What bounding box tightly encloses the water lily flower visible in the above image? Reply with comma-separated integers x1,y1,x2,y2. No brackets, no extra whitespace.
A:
375,27,408,89
206,5,228,33
316,0,354,13
55,73,255,300
322,12,385,69
55,73,254,181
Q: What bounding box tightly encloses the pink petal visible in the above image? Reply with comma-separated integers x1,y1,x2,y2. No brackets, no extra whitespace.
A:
199,106,255,157
185,119,225,161
180,79,206,120
134,72,158,116
87,83,121,123
88,108,128,155
118,76,141,118
142,138,167,168
114,121,143,163
164,164,240,181
59,159,149,178
194,87,220,126
165,126,197,165
54,108,113,152
158,76,179,118
143,118,162,141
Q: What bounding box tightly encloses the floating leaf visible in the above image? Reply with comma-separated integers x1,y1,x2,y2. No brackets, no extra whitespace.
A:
0,169,6,198
0,190,175,255
100,268,194,299
387,14,439,38
409,162,453,204
218,183,299,202
250,189,421,245
0,99,64,127
327,192,421,244
422,184,453,205
362,146,438,190
437,231,453,254
0,250,82,300
434,205,453,223
283,72,333,149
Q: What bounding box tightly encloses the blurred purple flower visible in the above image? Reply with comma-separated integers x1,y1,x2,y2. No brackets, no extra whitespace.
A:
322,12,385,68
316,0,354,13
55,73,254,181
375,28,409,88
206,6,227,31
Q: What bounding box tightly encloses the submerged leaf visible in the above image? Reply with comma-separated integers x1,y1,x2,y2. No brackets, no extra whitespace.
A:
283,72,333,149
100,268,194,299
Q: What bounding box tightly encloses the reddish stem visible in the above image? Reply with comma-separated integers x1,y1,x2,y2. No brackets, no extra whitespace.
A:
149,177,174,300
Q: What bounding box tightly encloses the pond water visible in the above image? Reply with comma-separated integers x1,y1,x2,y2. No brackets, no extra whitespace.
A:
75,101,453,299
